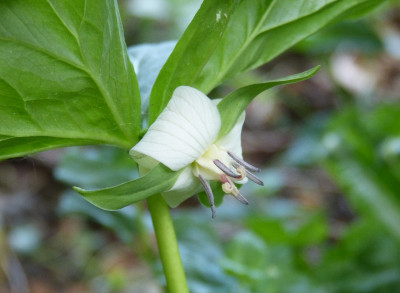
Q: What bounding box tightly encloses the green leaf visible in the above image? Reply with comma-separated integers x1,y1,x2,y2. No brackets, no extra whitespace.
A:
128,41,176,125
58,191,139,244
148,0,236,123
220,232,268,282
315,218,400,292
295,21,384,55
197,181,226,208
324,105,400,240
55,146,138,189
0,0,141,160
246,199,327,246
217,66,320,139
73,164,182,210
149,0,382,123
325,157,400,241
337,0,384,19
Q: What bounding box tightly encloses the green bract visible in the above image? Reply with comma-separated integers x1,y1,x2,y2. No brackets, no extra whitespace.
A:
73,163,182,210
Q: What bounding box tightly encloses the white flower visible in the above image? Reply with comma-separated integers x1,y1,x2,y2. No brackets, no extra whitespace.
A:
130,86,263,217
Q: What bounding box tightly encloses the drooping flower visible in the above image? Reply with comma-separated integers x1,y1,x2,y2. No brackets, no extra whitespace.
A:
130,86,263,218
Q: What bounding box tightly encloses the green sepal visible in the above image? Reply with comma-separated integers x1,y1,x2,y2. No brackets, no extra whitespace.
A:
197,182,246,209
74,164,182,210
217,66,320,139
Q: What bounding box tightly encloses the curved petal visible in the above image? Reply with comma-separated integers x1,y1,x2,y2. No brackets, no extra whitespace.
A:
130,86,221,171
162,166,202,207
216,111,245,157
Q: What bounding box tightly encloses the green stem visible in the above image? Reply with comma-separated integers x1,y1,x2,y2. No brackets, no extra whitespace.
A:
147,194,189,293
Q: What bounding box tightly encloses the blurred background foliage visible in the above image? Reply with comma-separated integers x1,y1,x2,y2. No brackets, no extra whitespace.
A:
1,0,400,292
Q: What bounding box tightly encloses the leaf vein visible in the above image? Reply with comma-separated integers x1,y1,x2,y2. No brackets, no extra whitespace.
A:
45,0,82,51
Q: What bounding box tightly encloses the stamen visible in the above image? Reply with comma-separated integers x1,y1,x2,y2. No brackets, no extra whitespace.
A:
246,170,264,186
232,162,264,186
234,191,249,205
221,176,249,205
227,151,261,173
213,159,240,178
198,174,216,219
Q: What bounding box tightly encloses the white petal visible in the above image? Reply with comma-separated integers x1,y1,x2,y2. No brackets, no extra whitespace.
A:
217,112,248,185
130,86,221,171
216,111,245,157
162,167,202,207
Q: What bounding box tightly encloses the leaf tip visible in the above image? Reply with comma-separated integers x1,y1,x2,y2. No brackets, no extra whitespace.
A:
72,186,85,195
311,65,321,74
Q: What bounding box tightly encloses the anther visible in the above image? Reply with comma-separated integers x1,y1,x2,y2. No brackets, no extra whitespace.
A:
232,162,264,186
227,151,261,173
246,170,264,186
213,159,240,178
198,174,216,219
234,191,249,205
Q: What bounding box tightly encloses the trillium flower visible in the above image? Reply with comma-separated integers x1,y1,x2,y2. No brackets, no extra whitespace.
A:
130,86,263,218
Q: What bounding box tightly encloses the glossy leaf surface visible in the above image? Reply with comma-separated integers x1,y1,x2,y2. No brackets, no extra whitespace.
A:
0,0,141,160
149,0,383,122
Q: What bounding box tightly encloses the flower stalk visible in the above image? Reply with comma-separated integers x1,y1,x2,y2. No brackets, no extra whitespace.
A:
147,194,189,293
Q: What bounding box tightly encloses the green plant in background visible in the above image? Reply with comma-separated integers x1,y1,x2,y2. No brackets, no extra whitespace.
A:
324,105,400,240
0,0,391,292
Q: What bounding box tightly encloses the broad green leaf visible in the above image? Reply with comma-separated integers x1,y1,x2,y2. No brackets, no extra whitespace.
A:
149,0,383,123
217,66,320,139
148,0,236,123
74,164,182,210
128,41,176,125
0,0,141,160
55,146,138,189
